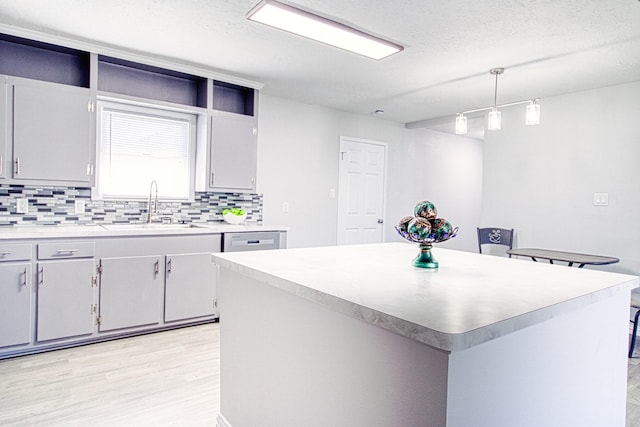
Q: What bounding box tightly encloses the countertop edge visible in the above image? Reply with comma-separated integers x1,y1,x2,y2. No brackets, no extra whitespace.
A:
0,223,290,239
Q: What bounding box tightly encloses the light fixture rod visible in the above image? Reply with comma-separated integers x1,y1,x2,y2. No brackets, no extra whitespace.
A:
490,67,504,107
459,98,540,115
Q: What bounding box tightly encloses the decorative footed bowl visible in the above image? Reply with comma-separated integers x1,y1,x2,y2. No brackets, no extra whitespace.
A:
394,200,458,269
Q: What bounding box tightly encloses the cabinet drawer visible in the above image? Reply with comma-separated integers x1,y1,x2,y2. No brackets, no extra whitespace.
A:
0,243,32,262
37,241,95,259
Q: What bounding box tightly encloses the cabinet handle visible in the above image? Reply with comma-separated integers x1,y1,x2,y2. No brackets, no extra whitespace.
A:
38,266,44,286
21,267,28,287
56,249,79,254
167,259,172,275
0,155,3,175
210,172,215,187
0,251,11,257
154,260,159,278
14,157,20,176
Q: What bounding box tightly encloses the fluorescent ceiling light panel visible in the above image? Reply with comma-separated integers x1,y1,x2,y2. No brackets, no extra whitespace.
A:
247,0,403,60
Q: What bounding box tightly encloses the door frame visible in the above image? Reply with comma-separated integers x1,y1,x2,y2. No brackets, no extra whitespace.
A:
336,136,388,245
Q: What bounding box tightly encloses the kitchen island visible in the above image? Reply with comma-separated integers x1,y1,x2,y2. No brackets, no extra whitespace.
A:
213,242,638,427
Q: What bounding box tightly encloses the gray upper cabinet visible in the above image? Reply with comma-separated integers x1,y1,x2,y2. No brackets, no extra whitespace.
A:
11,81,94,184
0,78,6,179
209,111,258,192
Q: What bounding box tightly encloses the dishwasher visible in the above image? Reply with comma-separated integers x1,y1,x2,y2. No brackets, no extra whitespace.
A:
222,231,286,252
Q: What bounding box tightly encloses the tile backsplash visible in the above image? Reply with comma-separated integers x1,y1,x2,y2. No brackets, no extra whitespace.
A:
0,184,262,226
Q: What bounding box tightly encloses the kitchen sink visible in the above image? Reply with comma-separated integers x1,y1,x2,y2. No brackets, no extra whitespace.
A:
101,223,198,231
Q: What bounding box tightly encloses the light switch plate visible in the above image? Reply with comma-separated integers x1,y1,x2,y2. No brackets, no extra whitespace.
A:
16,198,28,214
593,192,609,206
74,199,85,214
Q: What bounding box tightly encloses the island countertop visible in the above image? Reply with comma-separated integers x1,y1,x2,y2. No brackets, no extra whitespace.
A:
213,242,638,352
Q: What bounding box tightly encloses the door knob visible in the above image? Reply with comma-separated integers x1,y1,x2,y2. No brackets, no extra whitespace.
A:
377,219,384,224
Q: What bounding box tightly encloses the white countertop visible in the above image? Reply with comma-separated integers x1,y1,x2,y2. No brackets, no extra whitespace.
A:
0,222,289,239
213,242,639,352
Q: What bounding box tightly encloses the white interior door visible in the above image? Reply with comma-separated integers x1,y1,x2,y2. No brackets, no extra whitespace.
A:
337,137,387,245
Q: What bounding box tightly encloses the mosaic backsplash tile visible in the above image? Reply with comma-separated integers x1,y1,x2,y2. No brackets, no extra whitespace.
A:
0,184,263,227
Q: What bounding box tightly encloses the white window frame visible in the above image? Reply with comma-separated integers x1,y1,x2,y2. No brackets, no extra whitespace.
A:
94,98,198,202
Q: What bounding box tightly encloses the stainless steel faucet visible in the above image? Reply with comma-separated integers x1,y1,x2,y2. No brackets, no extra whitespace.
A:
147,180,158,223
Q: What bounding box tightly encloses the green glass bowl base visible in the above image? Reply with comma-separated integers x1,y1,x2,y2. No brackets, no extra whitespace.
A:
413,245,439,269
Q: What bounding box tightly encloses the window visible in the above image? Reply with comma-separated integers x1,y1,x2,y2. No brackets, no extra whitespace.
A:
96,100,196,200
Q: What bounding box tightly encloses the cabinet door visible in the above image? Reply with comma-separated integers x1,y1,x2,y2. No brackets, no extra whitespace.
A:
165,253,218,322
0,78,6,179
0,263,31,348
98,256,163,332
12,82,92,183
210,112,257,191
36,259,95,342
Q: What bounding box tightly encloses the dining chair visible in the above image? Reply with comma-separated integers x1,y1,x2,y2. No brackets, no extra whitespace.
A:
477,227,514,258
629,292,640,357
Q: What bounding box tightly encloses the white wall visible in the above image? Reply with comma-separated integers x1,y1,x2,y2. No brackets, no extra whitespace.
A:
257,94,483,251
385,128,483,252
482,81,640,274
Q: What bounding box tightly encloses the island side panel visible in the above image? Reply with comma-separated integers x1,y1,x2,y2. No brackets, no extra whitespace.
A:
446,290,630,427
218,268,450,427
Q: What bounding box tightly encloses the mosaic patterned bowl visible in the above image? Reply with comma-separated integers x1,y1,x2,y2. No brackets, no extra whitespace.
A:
394,200,458,269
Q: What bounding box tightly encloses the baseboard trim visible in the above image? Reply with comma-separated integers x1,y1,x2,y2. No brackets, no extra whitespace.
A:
216,413,232,427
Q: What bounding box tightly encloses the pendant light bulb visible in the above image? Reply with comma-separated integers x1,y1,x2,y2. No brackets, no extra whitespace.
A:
525,100,541,126
487,107,501,131
455,113,468,135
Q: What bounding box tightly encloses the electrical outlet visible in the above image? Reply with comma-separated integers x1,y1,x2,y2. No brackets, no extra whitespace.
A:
74,199,86,214
16,198,28,214
329,189,336,199
282,201,290,213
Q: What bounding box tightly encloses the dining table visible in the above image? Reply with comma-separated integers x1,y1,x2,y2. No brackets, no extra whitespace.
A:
506,247,619,268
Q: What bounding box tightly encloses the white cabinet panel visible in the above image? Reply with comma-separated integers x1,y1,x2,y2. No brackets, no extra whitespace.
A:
12,82,92,183
165,253,218,322
36,259,94,342
98,256,163,332
0,262,31,348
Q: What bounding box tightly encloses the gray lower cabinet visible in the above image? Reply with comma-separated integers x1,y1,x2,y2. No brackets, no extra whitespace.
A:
0,233,222,358
11,80,93,184
0,262,32,348
165,253,218,322
98,255,164,332
36,259,95,342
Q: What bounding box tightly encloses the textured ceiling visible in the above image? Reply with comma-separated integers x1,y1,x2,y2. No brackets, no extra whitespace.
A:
0,0,639,133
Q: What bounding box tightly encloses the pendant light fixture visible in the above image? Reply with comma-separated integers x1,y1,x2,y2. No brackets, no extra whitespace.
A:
525,99,541,125
486,68,503,131
455,113,467,135
454,67,541,135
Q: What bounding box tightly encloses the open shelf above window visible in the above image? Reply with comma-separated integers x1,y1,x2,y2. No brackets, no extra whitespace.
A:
0,34,90,87
213,80,255,116
98,56,207,108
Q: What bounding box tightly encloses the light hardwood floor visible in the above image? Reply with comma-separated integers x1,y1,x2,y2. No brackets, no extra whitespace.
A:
1,323,640,426
0,324,219,426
